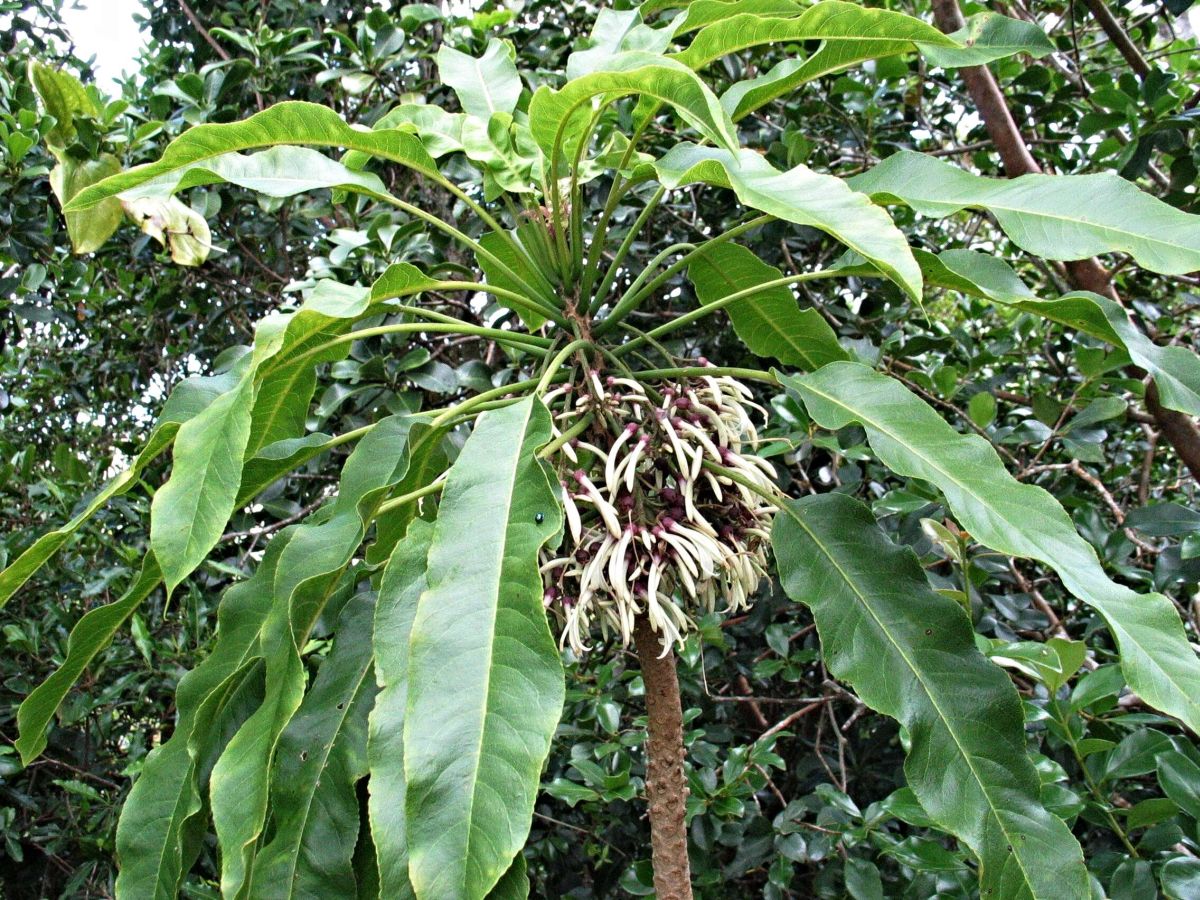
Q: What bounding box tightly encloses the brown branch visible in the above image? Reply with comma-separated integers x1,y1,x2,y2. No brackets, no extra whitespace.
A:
930,0,1200,483
633,615,693,900
734,674,768,728
175,0,231,61
1083,0,1151,78
760,700,825,741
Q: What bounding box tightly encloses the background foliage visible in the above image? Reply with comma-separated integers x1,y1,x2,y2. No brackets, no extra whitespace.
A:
2,0,1200,896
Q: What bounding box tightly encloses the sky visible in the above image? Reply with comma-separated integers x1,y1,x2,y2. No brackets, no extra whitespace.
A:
59,0,146,92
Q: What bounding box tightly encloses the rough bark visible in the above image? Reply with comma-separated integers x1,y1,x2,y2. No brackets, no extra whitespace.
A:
930,0,1200,482
633,614,693,900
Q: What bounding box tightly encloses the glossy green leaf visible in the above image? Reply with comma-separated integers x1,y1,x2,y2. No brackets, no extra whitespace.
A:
253,592,377,898
210,414,419,898
404,397,564,900
921,12,1054,68
114,532,293,899
150,355,257,593
1162,857,1200,899
850,151,1200,276
773,493,1087,900
529,52,739,165
717,4,957,120
567,7,677,78
15,556,161,764
117,145,394,204
368,518,435,900
687,241,848,370
1157,751,1200,821
673,0,805,35
437,39,523,122
347,103,466,164
64,102,440,213
365,423,446,567
674,1,955,72
487,853,530,900
781,363,1200,734
656,143,922,301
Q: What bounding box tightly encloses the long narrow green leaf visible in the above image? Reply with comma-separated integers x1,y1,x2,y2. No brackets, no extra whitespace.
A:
673,0,805,35
781,363,1200,734
64,101,440,212
673,1,955,71
0,454,157,609
253,593,377,898
114,531,293,899
151,265,439,592
248,263,439,461
0,360,247,607
210,414,419,899
714,7,1050,120
477,227,549,330
528,52,739,165
118,145,393,204
368,518,435,900
773,492,1088,900
237,433,343,507
365,422,445,567
850,151,1200,276
15,556,161,764
656,143,922,301
687,241,848,370
404,397,564,900
151,358,257,592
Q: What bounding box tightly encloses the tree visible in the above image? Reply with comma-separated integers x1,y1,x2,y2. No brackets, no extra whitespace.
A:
4,2,1200,898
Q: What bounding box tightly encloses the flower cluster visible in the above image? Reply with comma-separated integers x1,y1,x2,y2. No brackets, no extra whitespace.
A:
541,366,777,656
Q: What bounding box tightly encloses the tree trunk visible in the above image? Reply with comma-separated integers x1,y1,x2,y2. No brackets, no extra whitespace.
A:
633,614,694,900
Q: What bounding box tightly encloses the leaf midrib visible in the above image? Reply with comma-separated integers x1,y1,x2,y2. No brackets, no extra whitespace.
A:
448,400,534,896
780,502,1041,894
272,659,373,895
903,180,1200,261
799,375,1200,721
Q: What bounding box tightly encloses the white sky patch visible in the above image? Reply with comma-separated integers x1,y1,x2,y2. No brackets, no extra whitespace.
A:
60,0,146,92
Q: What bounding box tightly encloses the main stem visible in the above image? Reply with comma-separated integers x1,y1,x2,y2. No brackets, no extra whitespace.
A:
633,614,693,900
